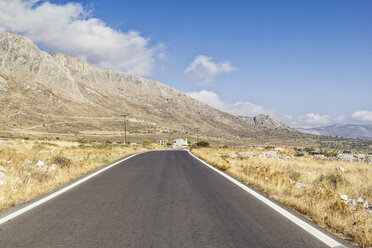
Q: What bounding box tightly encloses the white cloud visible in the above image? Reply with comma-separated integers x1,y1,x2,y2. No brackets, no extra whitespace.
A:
0,0,162,76
184,55,236,85
282,113,345,128
187,90,268,116
352,110,372,122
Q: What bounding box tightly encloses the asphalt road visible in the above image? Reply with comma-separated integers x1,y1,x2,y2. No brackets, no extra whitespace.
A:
0,150,344,247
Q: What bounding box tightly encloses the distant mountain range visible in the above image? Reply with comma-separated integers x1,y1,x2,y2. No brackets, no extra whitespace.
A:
297,124,372,140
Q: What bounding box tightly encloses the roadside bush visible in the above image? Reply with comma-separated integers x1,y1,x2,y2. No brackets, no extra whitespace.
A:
142,140,150,146
52,156,72,168
315,173,347,189
196,141,209,147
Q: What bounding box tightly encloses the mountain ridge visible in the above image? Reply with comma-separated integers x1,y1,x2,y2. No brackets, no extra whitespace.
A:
297,124,372,140
0,32,294,143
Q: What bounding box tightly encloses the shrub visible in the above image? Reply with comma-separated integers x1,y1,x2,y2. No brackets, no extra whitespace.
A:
142,140,150,146
52,156,72,168
295,152,304,157
288,170,301,181
293,147,302,152
196,141,209,147
315,173,347,189
166,142,172,146
303,147,315,153
323,150,338,158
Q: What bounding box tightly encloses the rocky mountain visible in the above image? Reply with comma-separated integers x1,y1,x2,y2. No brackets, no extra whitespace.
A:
1,32,370,151
297,124,372,140
238,114,292,130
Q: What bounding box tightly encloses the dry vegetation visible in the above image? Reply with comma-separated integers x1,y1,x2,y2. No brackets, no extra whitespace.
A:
0,138,162,212
191,147,372,247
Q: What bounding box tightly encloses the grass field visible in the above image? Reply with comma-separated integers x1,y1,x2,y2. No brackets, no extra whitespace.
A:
0,138,161,212
191,147,372,248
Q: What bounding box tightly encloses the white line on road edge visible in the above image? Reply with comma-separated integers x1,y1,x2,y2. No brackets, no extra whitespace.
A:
186,150,347,248
0,153,139,225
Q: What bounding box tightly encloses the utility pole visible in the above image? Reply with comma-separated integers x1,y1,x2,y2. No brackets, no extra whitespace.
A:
196,128,199,144
121,114,128,144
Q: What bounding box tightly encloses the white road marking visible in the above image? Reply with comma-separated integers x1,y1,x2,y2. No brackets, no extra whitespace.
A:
0,153,139,225
186,150,347,248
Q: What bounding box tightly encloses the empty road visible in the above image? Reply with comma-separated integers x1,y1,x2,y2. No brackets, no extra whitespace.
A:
0,150,347,247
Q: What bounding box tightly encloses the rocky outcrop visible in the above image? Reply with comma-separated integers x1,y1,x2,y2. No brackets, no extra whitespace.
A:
0,32,84,101
237,114,292,130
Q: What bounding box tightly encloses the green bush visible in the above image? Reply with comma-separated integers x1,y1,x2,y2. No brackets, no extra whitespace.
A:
196,141,209,147
295,152,305,157
323,150,338,158
142,140,150,146
303,147,315,153
78,139,87,144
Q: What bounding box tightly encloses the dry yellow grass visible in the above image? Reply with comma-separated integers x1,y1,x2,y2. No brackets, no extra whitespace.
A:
191,147,372,248
0,138,163,212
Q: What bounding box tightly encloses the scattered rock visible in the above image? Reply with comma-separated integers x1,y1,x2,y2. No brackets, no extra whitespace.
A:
0,171,6,178
0,179,6,186
48,165,56,172
0,166,7,173
340,194,348,201
236,152,252,157
336,167,347,173
356,197,364,205
36,160,45,167
314,154,326,160
275,147,285,151
337,153,371,164
348,199,356,206
259,151,278,158
296,182,312,189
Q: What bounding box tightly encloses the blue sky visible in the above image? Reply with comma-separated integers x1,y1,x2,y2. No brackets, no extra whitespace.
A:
0,0,371,127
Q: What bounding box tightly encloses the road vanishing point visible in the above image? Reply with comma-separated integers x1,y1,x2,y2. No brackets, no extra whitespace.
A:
0,150,350,248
